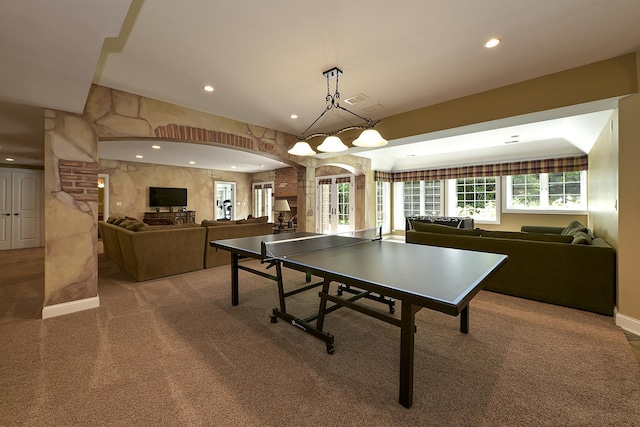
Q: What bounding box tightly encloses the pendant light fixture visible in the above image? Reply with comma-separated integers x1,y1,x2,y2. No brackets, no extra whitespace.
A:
287,67,388,156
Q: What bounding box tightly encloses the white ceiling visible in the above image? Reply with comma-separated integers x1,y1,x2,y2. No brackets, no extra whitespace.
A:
1,0,639,171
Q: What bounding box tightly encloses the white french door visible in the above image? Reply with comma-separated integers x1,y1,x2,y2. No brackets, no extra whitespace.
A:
252,182,274,222
316,174,354,234
0,169,43,250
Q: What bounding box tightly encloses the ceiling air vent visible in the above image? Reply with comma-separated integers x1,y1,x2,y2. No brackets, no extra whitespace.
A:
344,93,369,105
362,103,385,113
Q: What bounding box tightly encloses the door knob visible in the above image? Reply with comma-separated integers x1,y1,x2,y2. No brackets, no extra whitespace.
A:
14,213,19,215
4,213,9,216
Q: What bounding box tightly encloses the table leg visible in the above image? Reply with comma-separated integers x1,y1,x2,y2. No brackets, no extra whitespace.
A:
315,278,332,332
460,305,469,333
399,302,417,408
231,253,239,306
276,262,287,313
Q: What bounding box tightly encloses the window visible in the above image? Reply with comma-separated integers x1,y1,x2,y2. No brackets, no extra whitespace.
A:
504,171,586,212
393,181,443,230
401,180,443,217
403,181,421,217
337,181,350,226
376,181,390,233
423,180,441,215
447,177,499,223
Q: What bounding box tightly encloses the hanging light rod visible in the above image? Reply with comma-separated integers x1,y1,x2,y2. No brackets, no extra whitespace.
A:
288,67,387,156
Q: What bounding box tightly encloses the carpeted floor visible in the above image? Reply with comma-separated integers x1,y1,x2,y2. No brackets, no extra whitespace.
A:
1,247,640,426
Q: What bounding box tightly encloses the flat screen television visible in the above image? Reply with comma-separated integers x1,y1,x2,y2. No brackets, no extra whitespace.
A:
149,187,187,207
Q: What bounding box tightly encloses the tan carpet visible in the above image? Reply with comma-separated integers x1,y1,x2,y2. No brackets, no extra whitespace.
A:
1,249,639,426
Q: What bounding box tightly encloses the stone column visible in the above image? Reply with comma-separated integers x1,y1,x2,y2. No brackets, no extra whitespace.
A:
42,110,99,318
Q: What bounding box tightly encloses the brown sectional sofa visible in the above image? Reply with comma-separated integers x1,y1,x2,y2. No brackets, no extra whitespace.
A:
99,216,274,281
405,221,616,315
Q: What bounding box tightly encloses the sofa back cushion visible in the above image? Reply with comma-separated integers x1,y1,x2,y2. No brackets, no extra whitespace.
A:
236,216,268,225
201,219,234,227
481,230,574,243
412,221,481,236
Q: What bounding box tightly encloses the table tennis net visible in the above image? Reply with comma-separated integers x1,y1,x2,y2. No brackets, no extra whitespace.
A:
261,227,382,260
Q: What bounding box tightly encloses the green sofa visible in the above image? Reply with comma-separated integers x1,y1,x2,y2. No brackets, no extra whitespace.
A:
405,221,616,315
99,216,274,281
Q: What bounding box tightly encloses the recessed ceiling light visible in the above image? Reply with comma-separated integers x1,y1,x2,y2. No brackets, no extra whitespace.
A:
484,38,501,48
203,85,214,92
151,145,161,149
136,155,143,159
189,161,195,165
6,157,14,162
290,114,298,119
260,165,264,168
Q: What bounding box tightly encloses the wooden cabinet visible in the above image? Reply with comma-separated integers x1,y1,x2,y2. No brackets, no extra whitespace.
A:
144,211,196,225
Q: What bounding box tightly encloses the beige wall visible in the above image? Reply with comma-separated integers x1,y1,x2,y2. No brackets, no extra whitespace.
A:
98,159,253,223
588,110,619,247
376,53,638,142
618,62,640,320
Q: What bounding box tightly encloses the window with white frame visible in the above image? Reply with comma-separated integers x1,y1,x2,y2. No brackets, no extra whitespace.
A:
375,181,390,233
447,176,499,223
403,181,421,217
400,180,443,217
504,171,586,212
392,180,443,230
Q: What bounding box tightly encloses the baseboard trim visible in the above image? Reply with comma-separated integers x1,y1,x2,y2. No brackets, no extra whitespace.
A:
614,308,640,336
42,295,100,319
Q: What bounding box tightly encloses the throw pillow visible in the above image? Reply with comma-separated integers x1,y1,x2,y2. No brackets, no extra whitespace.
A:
106,216,118,224
118,219,136,228
561,220,587,237
412,222,481,236
125,222,148,232
112,217,127,225
571,231,593,245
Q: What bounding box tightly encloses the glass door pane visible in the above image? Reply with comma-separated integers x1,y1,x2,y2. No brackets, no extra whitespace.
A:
337,182,351,233
318,182,332,234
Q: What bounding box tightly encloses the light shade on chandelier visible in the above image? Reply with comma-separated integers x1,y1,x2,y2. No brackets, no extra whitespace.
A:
287,67,388,156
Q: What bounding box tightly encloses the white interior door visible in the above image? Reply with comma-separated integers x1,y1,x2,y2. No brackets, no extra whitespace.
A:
0,171,11,250
11,172,41,249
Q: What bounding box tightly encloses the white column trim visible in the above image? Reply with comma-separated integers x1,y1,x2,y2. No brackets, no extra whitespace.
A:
41,295,100,319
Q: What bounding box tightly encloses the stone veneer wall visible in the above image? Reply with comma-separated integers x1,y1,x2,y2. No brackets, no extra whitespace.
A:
42,84,372,312
98,159,253,222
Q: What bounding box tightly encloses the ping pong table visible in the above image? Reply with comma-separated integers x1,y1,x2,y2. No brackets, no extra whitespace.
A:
210,230,507,408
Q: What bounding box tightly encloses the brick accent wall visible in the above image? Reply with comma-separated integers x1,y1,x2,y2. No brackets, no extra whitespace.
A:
59,160,98,202
275,167,298,197
155,124,258,150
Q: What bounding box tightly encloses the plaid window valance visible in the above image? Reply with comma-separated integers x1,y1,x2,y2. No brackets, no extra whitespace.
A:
374,155,588,182
318,178,332,185
335,177,351,184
